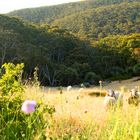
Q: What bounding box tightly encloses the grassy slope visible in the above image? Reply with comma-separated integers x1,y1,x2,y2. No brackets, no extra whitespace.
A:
105,77,140,91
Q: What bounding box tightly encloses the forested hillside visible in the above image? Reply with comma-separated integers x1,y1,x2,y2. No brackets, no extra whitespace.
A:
0,14,140,86
8,0,139,24
52,2,140,39
1,0,140,86
0,15,92,85
8,0,140,39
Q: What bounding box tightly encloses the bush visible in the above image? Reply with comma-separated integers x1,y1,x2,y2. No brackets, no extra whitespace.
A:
110,67,124,77
109,75,132,81
133,64,140,75
0,95,55,139
84,72,101,85
0,63,55,139
125,66,133,76
59,67,79,85
0,63,24,95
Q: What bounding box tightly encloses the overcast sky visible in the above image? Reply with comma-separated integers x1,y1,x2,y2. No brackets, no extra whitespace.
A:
0,0,82,14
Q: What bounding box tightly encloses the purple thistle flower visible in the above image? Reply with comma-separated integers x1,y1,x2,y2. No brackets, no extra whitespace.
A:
21,100,37,114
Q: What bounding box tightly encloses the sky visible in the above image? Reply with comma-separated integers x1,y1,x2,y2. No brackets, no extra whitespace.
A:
0,0,82,14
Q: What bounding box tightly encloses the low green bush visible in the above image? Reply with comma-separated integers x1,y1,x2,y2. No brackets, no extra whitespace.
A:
0,63,55,140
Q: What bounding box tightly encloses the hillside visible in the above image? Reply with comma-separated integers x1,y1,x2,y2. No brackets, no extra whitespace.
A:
0,15,93,85
8,0,139,24
1,1,140,139
52,2,140,39
8,0,140,39
1,11,140,86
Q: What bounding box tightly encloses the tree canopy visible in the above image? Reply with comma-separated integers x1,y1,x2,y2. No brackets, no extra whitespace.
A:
0,0,140,86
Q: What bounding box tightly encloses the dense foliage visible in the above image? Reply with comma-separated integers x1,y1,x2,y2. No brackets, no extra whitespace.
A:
1,0,140,86
91,34,140,79
0,63,55,139
0,14,139,86
0,15,93,86
8,0,140,39
8,0,140,24
52,2,140,39
0,63,24,95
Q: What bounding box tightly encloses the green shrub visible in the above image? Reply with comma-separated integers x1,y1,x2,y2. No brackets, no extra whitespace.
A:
109,75,132,81
110,67,124,77
0,63,24,95
85,72,101,85
0,95,55,139
133,64,140,75
0,63,55,139
59,67,79,85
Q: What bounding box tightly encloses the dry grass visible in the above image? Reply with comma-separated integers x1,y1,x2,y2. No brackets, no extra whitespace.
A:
23,77,140,122
103,77,140,91
23,77,140,139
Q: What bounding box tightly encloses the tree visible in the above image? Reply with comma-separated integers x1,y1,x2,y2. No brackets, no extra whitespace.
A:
133,64,140,75
0,29,21,65
85,72,101,85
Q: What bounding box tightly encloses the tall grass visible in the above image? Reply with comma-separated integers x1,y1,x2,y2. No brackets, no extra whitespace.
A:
21,86,140,140
1,84,140,139
1,63,140,139
0,63,55,140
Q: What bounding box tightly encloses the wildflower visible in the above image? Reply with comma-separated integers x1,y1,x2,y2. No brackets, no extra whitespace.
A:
21,100,37,114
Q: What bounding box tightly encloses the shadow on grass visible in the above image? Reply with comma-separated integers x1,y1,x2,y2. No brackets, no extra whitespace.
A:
88,91,106,97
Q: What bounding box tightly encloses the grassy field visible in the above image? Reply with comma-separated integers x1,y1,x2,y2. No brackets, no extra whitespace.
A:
21,77,140,140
